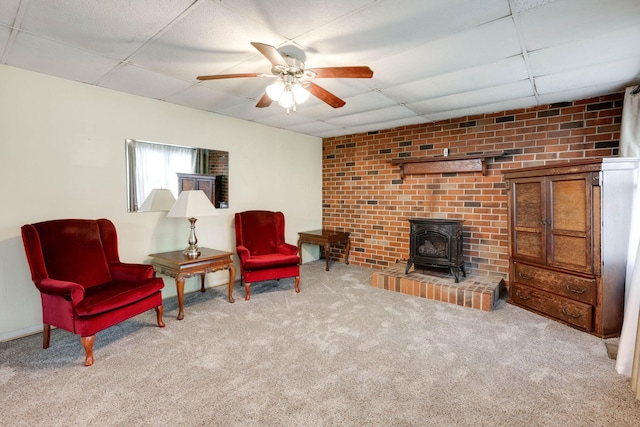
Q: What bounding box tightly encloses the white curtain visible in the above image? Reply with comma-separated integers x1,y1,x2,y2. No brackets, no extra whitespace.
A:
133,142,196,209
616,85,640,399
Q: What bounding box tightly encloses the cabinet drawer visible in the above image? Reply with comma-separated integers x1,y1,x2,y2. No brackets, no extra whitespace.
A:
513,262,596,305
510,283,593,331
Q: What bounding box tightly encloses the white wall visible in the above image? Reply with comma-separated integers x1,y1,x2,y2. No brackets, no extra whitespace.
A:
0,64,322,340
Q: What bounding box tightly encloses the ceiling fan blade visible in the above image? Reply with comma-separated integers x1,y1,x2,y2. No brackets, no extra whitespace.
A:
308,66,373,79
197,73,264,81
308,82,346,108
251,42,287,67
256,92,273,108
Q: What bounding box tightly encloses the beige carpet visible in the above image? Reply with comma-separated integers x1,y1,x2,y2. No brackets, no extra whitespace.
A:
1,260,639,426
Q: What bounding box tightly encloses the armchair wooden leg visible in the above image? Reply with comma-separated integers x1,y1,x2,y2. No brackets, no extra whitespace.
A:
43,324,51,349
155,305,166,328
245,283,251,301
81,335,95,367
294,276,300,294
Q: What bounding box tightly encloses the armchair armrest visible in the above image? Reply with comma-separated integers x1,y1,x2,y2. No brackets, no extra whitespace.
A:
109,262,156,281
236,244,251,262
38,277,85,304
277,242,299,256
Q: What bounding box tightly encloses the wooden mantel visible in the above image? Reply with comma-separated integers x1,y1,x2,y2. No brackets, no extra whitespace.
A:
389,150,505,179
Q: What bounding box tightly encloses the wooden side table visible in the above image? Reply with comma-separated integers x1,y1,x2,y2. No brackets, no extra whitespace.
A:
298,229,350,271
149,247,236,320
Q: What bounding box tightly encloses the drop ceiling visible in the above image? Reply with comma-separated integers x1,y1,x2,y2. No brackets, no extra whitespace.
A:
2,0,639,138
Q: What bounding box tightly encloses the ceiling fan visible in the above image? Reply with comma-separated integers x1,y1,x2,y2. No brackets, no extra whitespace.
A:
197,42,373,111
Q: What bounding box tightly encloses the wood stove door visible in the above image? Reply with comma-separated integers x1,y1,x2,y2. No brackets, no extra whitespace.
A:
413,229,451,266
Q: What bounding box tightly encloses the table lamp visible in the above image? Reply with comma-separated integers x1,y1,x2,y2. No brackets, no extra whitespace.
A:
138,188,176,212
167,190,218,258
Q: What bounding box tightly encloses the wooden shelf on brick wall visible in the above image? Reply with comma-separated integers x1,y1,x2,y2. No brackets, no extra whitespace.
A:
389,150,505,179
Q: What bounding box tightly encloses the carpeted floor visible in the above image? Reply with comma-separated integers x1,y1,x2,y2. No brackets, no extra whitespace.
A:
1,260,639,426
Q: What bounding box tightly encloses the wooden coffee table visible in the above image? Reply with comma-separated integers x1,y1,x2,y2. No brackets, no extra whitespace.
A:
298,229,350,271
149,247,236,320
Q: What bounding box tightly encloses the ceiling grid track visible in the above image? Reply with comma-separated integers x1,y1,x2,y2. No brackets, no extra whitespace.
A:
508,0,541,104
0,0,30,64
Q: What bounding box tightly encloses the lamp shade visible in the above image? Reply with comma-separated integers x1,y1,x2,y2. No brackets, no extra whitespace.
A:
138,188,176,212
278,89,295,108
167,190,218,218
266,80,284,101
292,83,310,103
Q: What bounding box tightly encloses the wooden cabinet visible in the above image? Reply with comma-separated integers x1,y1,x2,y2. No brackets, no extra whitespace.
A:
504,159,639,338
177,173,216,205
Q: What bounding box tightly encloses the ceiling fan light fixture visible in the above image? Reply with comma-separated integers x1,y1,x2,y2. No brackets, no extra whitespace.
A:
278,89,295,109
292,82,310,104
266,80,284,101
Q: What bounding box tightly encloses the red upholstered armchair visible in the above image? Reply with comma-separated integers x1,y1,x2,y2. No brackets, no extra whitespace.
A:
21,219,165,366
234,210,300,300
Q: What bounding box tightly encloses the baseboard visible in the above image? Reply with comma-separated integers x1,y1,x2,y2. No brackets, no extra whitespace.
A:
0,324,44,343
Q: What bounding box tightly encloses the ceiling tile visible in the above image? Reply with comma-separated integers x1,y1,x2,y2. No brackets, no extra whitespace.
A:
383,56,529,103
519,0,640,50
216,99,282,122
529,24,640,76
6,32,121,84
294,90,396,121
369,17,522,88
164,84,248,112
342,115,430,136
537,81,631,106
97,64,193,99
0,26,10,54
19,0,196,58
510,0,557,13
197,75,278,101
407,80,534,115
0,0,21,27
534,55,640,94
294,0,511,66
424,96,538,122
131,0,283,81
286,120,344,136
219,0,377,40
326,104,416,127
254,111,317,129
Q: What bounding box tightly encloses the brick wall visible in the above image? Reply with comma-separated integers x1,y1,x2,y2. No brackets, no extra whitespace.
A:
322,92,624,280
207,150,229,207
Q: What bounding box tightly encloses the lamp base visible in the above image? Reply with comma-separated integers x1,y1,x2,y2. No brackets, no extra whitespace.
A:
183,245,200,259
184,217,200,258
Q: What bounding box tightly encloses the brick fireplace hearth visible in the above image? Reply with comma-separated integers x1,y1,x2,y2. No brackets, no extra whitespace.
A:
372,263,504,311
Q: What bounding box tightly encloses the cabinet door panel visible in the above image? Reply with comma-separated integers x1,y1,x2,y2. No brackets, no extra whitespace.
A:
511,179,545,263
550,179,586,231
197,179,213,201
550,234,589,269
547,174,592,273
181,178,196,191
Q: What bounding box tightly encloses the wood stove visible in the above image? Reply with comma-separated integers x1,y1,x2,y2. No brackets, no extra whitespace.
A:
405,218,466,282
